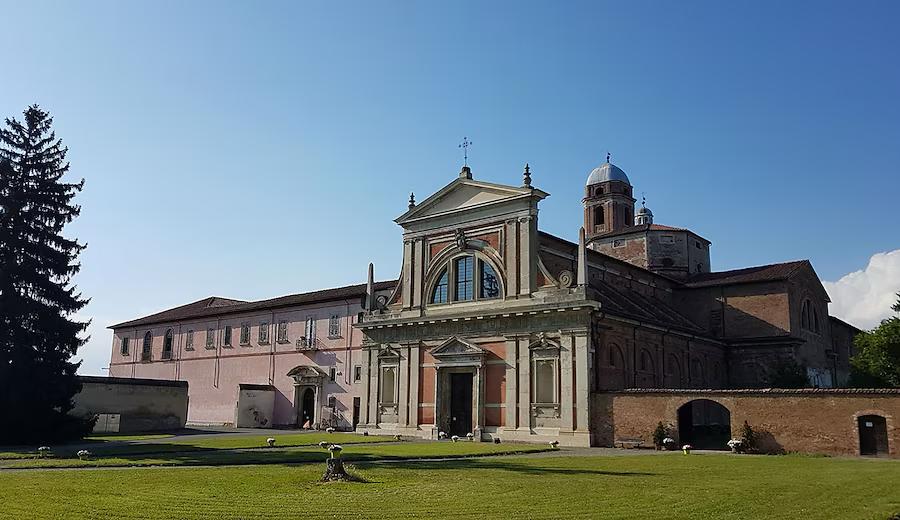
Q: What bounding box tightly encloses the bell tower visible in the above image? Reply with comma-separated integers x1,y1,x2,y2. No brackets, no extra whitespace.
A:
583,154,635,240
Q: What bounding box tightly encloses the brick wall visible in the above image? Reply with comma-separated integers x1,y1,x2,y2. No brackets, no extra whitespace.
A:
591,389,900,457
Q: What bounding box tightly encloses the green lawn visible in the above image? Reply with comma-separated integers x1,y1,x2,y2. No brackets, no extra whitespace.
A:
1,453,898,519
0,440,551,469
0,431,395,460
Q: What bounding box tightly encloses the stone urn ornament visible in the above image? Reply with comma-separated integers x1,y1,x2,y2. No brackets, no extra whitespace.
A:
322,444,351,481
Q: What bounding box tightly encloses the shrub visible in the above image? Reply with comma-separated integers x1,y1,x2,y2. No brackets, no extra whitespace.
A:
652,422,669,448
739,421,756,452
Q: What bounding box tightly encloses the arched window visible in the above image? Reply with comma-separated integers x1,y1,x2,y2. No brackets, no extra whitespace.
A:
813,308,820,333
640,350,653,371
594,206,604,226
141,331,152,362
429,254,503,305
801,299,810,330
479,260,500,299
431,268,449,304
162,329,173,359
455,256,474,301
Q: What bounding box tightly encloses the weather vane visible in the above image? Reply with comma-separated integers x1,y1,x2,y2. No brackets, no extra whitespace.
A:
459,136,472,166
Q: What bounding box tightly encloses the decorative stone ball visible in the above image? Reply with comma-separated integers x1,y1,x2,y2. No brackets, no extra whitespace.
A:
266,437,276,447
493,438,501,444
451,435,460,443
549,440,560,448
326,427,336,434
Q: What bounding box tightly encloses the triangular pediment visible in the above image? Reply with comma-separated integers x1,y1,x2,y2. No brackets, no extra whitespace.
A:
396,177,547,226
431,336,485,357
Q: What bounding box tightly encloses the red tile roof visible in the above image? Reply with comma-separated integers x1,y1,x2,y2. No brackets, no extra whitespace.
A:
590,223,710,242
109,281,397,329
683,260,809,288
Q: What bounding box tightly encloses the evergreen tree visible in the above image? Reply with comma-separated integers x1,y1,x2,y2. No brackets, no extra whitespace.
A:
0,105,93,443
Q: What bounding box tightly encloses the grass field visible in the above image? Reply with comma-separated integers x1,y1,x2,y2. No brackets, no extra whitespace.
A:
0,431,396,460
2,453,898,519
0,440,551,469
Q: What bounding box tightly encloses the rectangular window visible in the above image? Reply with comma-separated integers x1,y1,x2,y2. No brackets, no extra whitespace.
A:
240,323,250,345
454,256,474,301
277,320,288,343
328,315,341,338
329,367,336,382
206,328,215,349
660,235,675,244
354,365,362,383
258,322,269,344
120,337,129,356
185,330,194,350
224,326,232,347
304,317,316,347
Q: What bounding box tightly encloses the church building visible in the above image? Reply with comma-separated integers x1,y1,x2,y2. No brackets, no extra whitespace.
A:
109,157,855,446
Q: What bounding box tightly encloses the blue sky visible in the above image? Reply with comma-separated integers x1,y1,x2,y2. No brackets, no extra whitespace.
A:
2,1,898,374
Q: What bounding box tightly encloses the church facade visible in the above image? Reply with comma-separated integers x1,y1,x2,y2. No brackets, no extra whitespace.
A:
109,158,856,446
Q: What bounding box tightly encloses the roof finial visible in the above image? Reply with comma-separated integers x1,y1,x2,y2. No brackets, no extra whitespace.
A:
523,163,532,188
459,136,472,167
606,151,611,163
408,192,416,210
642,192,646,207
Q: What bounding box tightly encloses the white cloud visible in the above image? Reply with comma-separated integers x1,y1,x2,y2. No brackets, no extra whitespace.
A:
824,249,900,330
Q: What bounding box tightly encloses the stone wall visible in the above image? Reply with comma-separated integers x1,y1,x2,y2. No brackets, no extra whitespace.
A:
72,376,189,433
591,389,900,457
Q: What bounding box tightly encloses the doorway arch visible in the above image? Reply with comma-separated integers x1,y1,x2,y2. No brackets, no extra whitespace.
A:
858,415,889,456
677,399,731,450
300,388,316,429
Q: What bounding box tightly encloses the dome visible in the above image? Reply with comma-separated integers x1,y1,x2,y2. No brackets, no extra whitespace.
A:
636,205,653,216
586,162,630,186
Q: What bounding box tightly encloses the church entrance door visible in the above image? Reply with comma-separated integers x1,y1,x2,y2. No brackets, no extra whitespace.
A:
449,372,473,437
300,388,316,428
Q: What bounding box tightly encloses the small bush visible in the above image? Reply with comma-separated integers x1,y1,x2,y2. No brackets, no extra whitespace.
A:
739,421,756,453
652,422,670,449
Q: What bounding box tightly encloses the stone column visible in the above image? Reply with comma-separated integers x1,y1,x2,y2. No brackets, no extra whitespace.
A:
398,344,409,427
474,365,484,440
518,336,531,432
411,240,424,308
560,335,574,432
504,219,518,298
574,331,590,432
504,336,519,431
367,349,379,428
402,239,414,309
409,342,420,431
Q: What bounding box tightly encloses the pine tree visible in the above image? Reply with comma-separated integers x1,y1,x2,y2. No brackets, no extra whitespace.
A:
0,105,93,443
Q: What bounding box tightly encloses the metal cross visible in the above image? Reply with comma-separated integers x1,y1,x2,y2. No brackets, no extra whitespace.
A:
459,137,472,166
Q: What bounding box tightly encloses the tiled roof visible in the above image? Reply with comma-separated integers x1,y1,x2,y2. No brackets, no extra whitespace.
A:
683,260,809,288
591,223,709,242
109,280,397,329
611,388,900,395
537,231,702,332
588,277,703,333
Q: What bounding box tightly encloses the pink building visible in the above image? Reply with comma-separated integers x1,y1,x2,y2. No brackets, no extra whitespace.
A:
108,281,395,428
